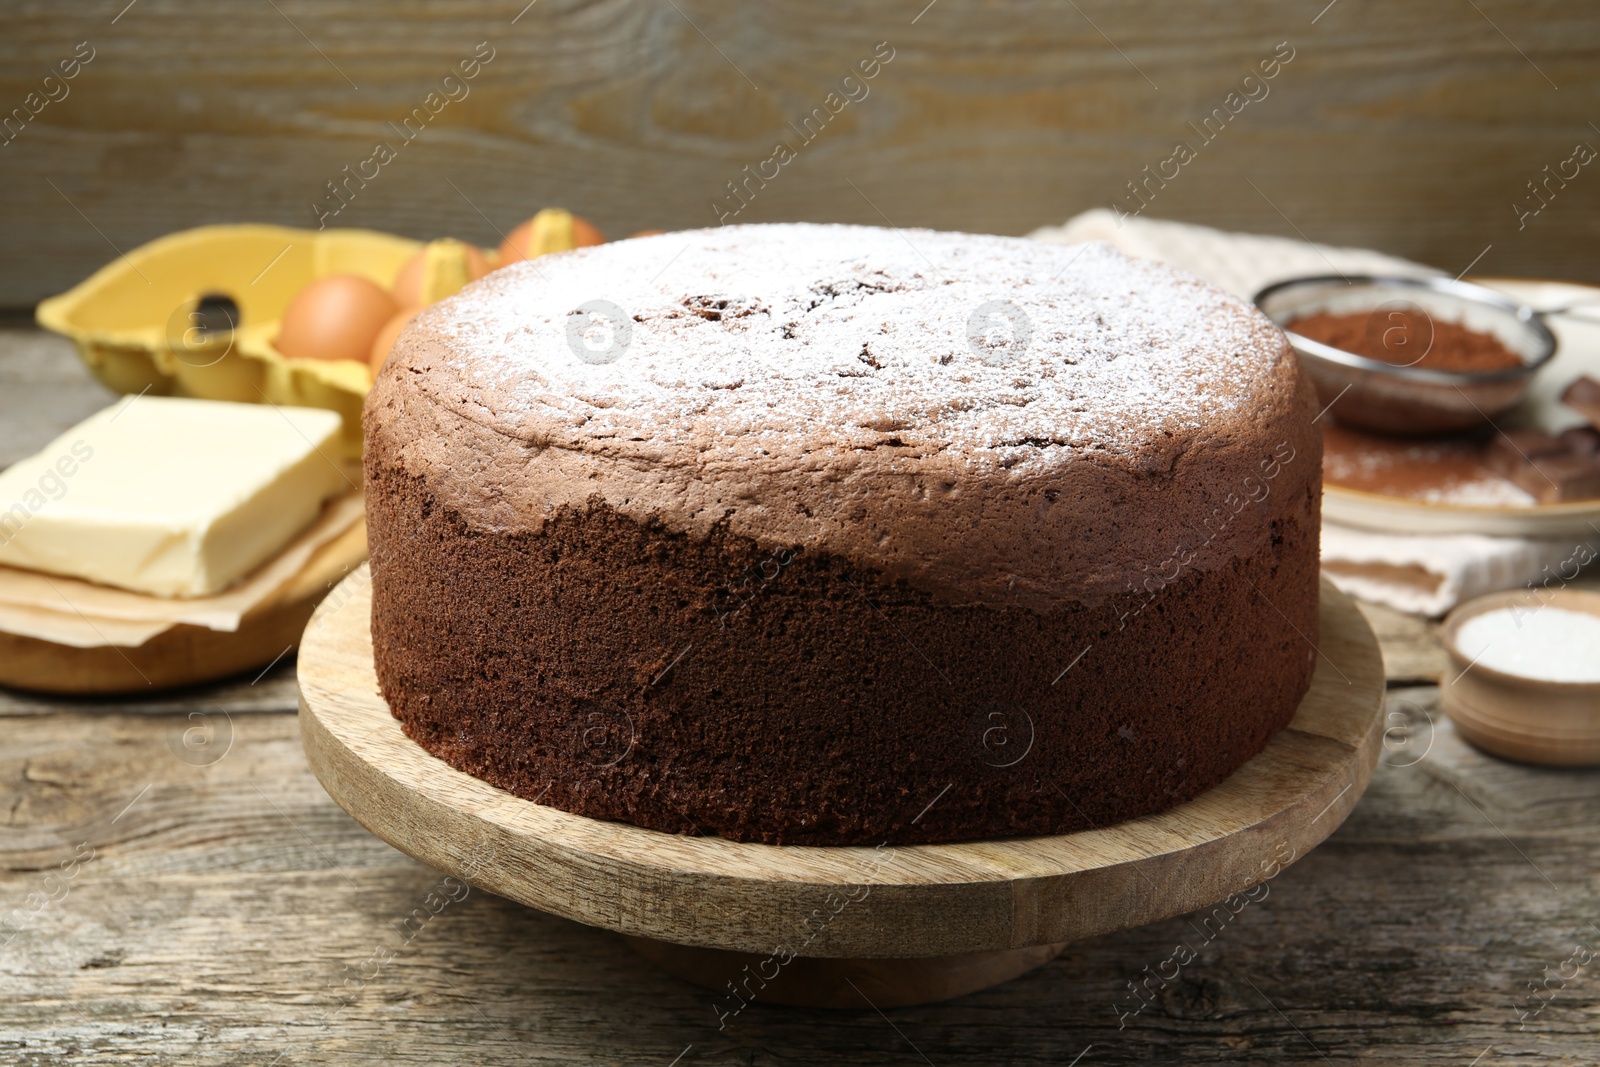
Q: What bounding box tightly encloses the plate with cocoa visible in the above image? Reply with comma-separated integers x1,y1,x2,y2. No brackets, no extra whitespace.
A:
1255,275,1600,537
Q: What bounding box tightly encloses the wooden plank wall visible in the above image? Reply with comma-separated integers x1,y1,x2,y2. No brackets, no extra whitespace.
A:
0,0,1596,309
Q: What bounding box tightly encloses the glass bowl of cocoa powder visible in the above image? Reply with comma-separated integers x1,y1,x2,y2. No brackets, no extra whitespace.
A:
1253,275,1557,436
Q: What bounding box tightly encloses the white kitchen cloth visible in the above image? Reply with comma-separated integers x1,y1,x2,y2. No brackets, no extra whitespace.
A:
1029,209,1575,616
1029,208,1437,299
1319,523,1579,618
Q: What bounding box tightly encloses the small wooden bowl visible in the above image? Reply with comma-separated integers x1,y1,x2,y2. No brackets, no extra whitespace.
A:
1440,588,1600,766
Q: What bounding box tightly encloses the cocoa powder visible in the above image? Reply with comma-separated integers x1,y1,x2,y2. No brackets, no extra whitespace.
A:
1289,310,1523,373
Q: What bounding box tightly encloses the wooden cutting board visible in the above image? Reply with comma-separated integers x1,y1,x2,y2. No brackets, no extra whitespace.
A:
0,519,366,695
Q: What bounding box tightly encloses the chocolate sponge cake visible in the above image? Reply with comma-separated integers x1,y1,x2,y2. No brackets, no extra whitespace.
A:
364,224,1321,846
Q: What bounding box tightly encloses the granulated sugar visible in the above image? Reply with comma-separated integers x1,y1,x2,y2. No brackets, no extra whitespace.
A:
1456,605,1600,683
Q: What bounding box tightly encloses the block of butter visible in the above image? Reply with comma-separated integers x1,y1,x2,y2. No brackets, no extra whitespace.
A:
0,396,348,597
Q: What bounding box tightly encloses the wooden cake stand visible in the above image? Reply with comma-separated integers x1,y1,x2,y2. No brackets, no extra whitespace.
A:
299,569,1385,1008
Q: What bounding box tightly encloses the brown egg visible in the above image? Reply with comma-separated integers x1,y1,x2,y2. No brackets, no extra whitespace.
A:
627,229,668,239
497,220,533,265
276,274,397,364
498,210,606,264
369,306,422,371
391,242,493,306
390,251,430,307
465,244,494,280
571,215,605,248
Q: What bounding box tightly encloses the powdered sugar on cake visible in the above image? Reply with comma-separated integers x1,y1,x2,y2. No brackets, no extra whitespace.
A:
371,224,1318,609
405,224,1290,474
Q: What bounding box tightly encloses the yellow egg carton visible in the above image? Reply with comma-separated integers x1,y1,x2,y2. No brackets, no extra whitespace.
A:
37,213,599,457
35,224,419,457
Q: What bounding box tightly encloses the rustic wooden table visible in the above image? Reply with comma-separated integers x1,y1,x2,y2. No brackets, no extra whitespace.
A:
3,327,1598,1065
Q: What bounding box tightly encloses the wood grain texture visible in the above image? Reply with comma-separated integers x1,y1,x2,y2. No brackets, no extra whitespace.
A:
5,331,1600,1060
1355,599,1448,684
5,700,1600,1064
298,566,1386,958
0,656,299,717
0,327,113,469
0,1,1597,310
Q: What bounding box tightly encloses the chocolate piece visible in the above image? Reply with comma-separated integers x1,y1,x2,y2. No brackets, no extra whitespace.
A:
1561,375,1600,426
364,225,1323,845
1509,452,1600,503
1560,426,1600,457
1485,429,1566,479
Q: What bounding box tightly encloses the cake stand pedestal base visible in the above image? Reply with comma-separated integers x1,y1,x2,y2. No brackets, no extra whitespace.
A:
299,570,1385,1007
625,936,1069,1008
